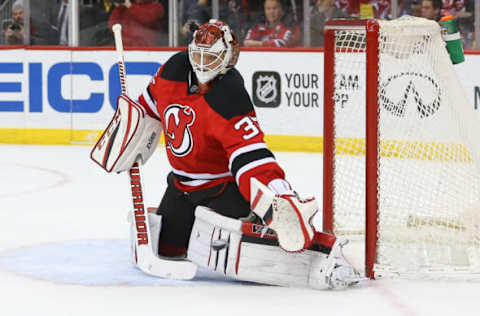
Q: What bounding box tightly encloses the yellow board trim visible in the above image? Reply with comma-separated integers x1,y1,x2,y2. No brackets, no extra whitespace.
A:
335,137,473,163
0,128,72,145
0,128,323,152
264,135,323,153
0,128,473,163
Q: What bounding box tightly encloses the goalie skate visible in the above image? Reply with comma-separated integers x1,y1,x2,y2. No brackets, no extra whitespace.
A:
310,239,365,290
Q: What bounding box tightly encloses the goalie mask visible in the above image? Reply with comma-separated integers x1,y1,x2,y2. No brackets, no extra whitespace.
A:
188,20,240,84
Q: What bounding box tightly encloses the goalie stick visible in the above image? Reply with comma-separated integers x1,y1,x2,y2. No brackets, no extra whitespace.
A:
112,24,197,280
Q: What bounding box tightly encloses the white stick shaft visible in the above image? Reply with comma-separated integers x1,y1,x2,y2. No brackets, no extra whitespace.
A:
112,24,127,95
110,23,196,280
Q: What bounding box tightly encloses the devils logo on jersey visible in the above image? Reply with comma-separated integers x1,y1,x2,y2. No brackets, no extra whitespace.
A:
164,104,196,157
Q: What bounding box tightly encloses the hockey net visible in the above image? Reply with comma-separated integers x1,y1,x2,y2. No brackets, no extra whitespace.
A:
323,16,480,279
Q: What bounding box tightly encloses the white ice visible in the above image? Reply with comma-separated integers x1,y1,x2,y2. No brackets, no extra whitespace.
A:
0,145,478,316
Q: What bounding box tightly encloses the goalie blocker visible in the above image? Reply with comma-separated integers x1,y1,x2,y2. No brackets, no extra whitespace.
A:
91,95,162,173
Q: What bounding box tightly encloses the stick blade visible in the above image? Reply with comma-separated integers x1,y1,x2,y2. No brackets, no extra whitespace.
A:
141,260,198,280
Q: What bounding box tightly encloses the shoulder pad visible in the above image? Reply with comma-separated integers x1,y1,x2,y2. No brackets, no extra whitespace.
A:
204,69,254,120
160,51,191,82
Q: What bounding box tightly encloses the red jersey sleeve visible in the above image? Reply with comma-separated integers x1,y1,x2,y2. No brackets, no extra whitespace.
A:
137,64,165,121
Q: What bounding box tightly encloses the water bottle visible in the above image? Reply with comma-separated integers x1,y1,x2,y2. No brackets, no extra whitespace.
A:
440,14,465,64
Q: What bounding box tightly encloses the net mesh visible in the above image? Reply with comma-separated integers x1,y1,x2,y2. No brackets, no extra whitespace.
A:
330,16,480,279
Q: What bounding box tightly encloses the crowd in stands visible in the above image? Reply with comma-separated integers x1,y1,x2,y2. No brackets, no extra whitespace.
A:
0,0,477,49
1,0,59,45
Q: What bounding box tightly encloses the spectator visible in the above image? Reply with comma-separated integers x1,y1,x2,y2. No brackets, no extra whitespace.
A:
404,0,423,16
456,0,474,48
108,0,165,47
421,0,442,21
223,0,244,41
243,0,300,47
310,0,349,47
181,0,242,46
80,0,115,46
335,0,359,16
182,0,202,25
182,0,243,44
441,0,469,18
371,0,391,19
3,1,25,45
442,0,473,47
3,0,57,45
182,0,211,45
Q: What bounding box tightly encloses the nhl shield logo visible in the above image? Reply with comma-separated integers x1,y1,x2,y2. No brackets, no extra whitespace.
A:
252,71,281,108
256,75,277,103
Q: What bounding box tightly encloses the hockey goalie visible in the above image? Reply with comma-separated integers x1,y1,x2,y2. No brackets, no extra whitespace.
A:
91,20,362,290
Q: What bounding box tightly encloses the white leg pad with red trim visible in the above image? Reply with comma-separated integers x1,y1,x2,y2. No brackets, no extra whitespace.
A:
250,178,317,252
187,207,362,289
187,207,243,276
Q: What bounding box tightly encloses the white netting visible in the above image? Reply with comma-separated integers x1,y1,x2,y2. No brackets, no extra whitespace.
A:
330,16,480,279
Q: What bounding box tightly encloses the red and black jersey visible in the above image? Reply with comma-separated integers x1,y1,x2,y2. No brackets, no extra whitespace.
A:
137,51,286,201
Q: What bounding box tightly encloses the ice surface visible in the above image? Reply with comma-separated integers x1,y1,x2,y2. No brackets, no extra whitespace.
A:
0,145,478,316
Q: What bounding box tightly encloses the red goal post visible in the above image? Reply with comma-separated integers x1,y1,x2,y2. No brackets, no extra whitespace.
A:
323,19,380,279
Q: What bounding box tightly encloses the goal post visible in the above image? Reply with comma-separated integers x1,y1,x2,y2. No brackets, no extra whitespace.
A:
323,19,380,279
323,17,480,280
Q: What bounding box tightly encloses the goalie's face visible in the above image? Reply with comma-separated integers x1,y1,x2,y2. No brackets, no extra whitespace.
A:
189,48,228,83
188,20,238,84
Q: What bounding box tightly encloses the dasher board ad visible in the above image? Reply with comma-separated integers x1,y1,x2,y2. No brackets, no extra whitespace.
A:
0,48,478,146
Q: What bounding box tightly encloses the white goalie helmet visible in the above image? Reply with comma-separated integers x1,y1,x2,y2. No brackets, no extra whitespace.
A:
188,19,240,84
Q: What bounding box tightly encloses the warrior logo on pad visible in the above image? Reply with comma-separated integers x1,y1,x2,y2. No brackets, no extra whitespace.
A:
164,104,196,157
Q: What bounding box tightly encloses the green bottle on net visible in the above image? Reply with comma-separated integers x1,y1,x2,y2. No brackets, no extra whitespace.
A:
440,14,465,64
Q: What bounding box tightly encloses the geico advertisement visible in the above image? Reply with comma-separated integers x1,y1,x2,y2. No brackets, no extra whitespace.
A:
0,49,325,137
0,49,479,138
0,49,174,131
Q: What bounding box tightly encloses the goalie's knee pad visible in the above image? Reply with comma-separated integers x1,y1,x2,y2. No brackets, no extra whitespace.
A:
187,207,362,289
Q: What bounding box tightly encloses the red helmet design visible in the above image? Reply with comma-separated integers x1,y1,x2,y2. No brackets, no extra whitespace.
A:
188,20,240,84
